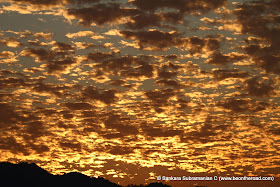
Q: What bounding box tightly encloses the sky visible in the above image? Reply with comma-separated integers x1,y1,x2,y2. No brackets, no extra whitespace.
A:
0,0,279,186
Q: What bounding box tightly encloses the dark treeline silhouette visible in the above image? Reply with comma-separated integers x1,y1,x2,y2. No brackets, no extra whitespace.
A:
0,162,171,187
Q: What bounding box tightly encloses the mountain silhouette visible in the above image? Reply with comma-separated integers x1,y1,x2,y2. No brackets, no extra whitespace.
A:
0,162,171,187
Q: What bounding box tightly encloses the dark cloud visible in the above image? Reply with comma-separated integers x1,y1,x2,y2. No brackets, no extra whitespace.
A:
216,98,269,113
86,52,114,62
269,128,280,136
243,43,280,75
120,30,183,50
213,69,249,80
96,56,134,75
161,54,179,59
24,121,46,140
235,0,280,74
144,88,176,112
101,132,125,140
0,103,20,129
21,43,76,74
121,61,154,78
108,145,134,155
12,0,60,6
124,11,185,29
187,36,220,55
205,52,247,65
66,0,100,5
131,0,227,13
125,12,162,29
60,110,74,119
28,143,49,154
234,0,280,42
60,142,82,152
243,77,275,97
54,42,74,51
21,48,50,61
62,102,94,110
81,86,117,105
0,77,27,89
0,137,30,155
12,0,100,8
109,79,126,87
180,116,230,143
46,58,76,74
141,124,183,138
32,82,72,97
88,54,154,78
162,11,185,23
177,98,189,110
28,40,49,47
155,79,182,88
40,109,58,116
145,89,175,105
104,113,138,135
157,63,179,79
67,3,137,26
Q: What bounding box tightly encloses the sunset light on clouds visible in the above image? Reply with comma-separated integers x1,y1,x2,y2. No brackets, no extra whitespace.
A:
0,0,280,186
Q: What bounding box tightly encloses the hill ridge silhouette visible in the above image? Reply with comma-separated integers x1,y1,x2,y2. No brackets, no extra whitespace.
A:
0,162,171,187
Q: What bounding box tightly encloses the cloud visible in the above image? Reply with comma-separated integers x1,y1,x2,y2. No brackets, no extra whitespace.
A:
216,97,269,113
180,120,229,144
12,0,61,7
20,48,50,62
131,0,227,13
0,37,22,48
212,69,249,80
104,113,139,135
72,42,95,49
66,31,95,39
66,3,136,26
243,43,280,75
86,52,114,62
1,0,280,183
205,52,247,65
66,0,100,5
144,88,176,112
33,32,52,40
0,137,30,155
81,86,117,105
20,41,77,74
234,0,280,74
24,120,46,140
32,82,73,97
120,30,183,50
87,54,154,78
108,145,134,155
141,123,183,138
243,77,275,97
0,51,14,58
125,12,161,29
157,63,179,79
187,36,220,56
161,11,185,23
60,142,82,152
0,103,20,129
46,58,76,74
155,79,183,88
121,61,154,78
0,51,17,63
62,102,94,110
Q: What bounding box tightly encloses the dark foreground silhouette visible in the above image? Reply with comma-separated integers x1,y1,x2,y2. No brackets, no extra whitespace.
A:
0,162,171,187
